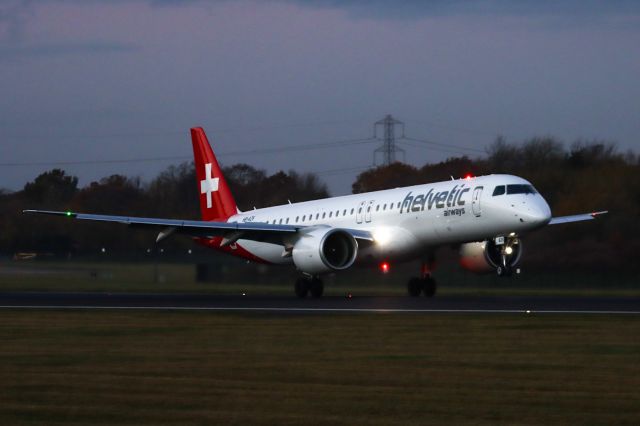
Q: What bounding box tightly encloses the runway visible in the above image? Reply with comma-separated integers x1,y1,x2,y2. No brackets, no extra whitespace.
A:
0,292,639,314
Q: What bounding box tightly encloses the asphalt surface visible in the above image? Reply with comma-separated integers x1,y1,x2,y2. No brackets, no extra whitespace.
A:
0,292,639,314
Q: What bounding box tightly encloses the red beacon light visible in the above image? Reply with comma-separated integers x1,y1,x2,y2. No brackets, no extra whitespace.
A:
380,262,390,274
463,173,474,180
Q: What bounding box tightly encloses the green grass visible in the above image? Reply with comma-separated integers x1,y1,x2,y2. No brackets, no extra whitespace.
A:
1,260,639,297
0,311,639,425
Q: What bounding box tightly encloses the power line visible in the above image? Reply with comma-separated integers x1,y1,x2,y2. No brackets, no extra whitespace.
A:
0,119,486,170
403,117,507,139
396,140,472,156
0,137,376,167
0,156,190,167
400,136,485,154
221,137,375,156
313,165,372,176
2,119,371,142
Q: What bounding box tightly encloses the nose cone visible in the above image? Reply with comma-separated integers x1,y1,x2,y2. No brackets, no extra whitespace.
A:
524,197,552,227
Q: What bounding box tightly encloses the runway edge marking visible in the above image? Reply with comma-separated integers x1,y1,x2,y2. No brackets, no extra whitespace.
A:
0,305,639,315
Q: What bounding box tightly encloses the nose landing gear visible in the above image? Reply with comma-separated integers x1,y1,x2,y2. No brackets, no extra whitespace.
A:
491,235,522,277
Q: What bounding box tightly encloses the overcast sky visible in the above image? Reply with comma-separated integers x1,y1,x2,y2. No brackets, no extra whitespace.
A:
1,0,639,195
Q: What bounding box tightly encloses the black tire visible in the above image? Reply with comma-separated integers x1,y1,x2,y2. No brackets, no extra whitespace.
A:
423,276,437,298
496,266,513,277
309,278,324,298
407,277,423,297
295,278,309,298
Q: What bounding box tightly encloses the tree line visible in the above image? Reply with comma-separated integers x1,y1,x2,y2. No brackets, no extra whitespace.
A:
0,163,328,254
1,136,638,272
353,137,640,273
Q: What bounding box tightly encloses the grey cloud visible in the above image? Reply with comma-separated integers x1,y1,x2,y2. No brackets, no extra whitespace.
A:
0,0,35,43
0,41,138,60
283,0,640,20
3,1,640,26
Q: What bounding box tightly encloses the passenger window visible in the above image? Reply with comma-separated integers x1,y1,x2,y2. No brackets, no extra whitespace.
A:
358,208,362,213
279,219,282,224
343,209,347,216
322,212,326,218
383,204,387,210
351,208,355,215
376,205,380,211
493,185,506,196
302,215,306,221
335,210,339,216
329,212,333,218
286,218,290,224
296,216,299,222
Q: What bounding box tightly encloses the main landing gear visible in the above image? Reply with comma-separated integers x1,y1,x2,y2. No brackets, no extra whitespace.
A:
407,257,437,298
407,275,437,298
294,276,324,298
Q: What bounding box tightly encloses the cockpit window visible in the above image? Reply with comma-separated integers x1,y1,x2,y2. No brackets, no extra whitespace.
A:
492,185,506,196
507,184,537,195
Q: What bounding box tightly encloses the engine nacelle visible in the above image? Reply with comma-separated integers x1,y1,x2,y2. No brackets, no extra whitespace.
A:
292,228,358,275
459,238,522,274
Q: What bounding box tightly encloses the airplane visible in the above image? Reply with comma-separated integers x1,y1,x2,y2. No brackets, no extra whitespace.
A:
24,127,607,298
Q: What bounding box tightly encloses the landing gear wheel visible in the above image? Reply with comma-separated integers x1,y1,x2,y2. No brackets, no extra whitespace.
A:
408,277,423,297
294,278,309,298
423,276,437,298
309,278,324,298
496,266,513,277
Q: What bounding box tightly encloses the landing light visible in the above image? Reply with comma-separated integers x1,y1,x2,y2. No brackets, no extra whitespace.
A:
505,246,514,255
373,227,392,246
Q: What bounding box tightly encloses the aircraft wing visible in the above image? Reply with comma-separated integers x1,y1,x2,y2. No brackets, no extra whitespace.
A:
549,210,608,225
22,210,374,245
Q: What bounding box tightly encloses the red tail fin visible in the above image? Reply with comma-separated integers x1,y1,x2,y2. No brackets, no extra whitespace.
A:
191,127,238,221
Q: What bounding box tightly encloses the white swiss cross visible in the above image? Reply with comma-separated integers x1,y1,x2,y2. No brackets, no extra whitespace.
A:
200,163,219,209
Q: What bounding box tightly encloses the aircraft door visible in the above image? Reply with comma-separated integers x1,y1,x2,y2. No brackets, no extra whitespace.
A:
356,201,366,224
365,200,374,223
472,186,483,217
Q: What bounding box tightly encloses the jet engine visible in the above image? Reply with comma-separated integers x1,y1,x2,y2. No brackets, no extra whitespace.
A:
459,236,522,276
292,228,358,275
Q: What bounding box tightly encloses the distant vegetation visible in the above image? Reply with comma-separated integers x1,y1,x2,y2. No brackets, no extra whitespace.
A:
354,137,640,273
0,163,328,254
1,136,638,273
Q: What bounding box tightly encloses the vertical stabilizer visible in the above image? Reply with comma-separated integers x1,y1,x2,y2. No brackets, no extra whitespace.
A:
191,127,238,221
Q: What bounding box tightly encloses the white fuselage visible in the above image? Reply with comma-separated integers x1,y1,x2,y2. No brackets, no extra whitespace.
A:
225,174,552,265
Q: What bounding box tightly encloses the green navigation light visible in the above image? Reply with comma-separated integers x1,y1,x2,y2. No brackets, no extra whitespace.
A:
66,211,72,217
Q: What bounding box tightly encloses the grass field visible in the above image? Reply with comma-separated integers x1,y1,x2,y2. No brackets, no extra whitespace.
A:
1,310,639,425
1,260,639,297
